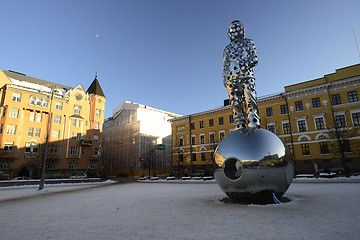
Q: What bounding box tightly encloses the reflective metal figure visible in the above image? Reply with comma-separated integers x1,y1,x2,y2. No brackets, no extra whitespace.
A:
223,20,260,130
215,21,294,203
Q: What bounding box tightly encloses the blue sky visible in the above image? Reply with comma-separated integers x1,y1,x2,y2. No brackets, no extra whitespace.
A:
1,0,360,118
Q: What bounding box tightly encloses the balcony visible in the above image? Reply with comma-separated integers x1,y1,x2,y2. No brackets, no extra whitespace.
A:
80,140,92,146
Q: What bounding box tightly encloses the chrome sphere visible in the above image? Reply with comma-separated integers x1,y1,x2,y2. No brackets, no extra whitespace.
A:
214,128,294,203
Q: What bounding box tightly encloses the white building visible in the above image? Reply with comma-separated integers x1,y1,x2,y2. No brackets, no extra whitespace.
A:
102,101,181,177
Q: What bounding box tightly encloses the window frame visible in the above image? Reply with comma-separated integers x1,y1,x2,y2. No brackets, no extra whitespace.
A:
280,104,288,114
331,94,342,105
12,92,21,102
266,107,273,117
312,97,321,108
347,91,358,102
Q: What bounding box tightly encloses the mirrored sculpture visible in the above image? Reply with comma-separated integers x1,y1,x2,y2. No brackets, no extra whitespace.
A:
214,20,294,203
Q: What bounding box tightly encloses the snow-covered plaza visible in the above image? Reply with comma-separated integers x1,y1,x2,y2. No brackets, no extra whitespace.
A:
0,180,359,240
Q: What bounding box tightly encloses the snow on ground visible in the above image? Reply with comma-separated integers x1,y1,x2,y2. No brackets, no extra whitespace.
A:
0,180,115,202
0,181,359,240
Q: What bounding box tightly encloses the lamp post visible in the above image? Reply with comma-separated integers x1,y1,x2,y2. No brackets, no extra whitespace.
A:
39,85,55,190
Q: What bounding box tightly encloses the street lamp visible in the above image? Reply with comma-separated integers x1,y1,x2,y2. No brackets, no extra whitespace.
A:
39,85,56,190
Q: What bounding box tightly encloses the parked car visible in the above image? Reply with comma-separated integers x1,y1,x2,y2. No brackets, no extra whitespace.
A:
70,172,87,179
150,176,159,181
14,176,30,180
192,170,205,177
319,166,345,175
0,174,10,181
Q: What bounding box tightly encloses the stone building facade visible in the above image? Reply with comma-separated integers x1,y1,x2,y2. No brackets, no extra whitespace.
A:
0,69,106,178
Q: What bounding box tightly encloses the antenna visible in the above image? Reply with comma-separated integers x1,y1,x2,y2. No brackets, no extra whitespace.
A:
353,27,360,58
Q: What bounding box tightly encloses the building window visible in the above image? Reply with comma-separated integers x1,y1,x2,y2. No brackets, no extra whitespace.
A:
12,92,21,102
301,143,310,155
219,131,225,141
266,107,273,117
37,113,42,122
315,117,325,130
91,161,97,169
282,122,290,134
267,124,275,134
331,94,342,105
6,125,17,135
4,142,14,152
280,105,288,114
35,128,41,137
209,133,215,143
70,146,78,155
96,109,101,117
179,154,183,163
191,135,196,145
347,91,358,102
72,133,79,141
0,124,3,133
55,102,63,110
229,115,234,123
50,144,58,154
52,130,60,139
335,115,346,127
69,161,76,169
42,98,48,108
74,105,81,115
0,160,10,169
219,117,224,126
200,135,205,144
312,97,321,108
25,142,39,153
9,108,19,118
94,147,100,156
30,112,36,121
295,101,303,111
352,112,360,126
29,96,35,105
94,135,99,143
28,127,34,137
2,107,6,117
201,153,206,162
342,140,351,153
297,120,307,132
190,123,195,130
192,153,196,162
199,121,204,129
36,97,42,106
209,119,214,127
54,115,61,124
94,122,100,130
319,142,329,154
47,161,55,169
288,144,294,156
179,137,184,146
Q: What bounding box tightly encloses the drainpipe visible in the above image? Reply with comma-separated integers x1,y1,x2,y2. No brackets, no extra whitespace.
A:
281,94,296,169
189,115,193,174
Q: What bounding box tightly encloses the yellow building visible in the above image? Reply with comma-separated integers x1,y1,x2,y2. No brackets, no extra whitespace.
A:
0,69,106,178
170,64,360,175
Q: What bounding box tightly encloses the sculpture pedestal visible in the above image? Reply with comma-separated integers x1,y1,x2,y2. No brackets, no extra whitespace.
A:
214,128,294,203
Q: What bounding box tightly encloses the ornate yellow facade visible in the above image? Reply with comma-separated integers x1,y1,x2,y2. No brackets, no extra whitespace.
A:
171,64,360,175
0,69,106,178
